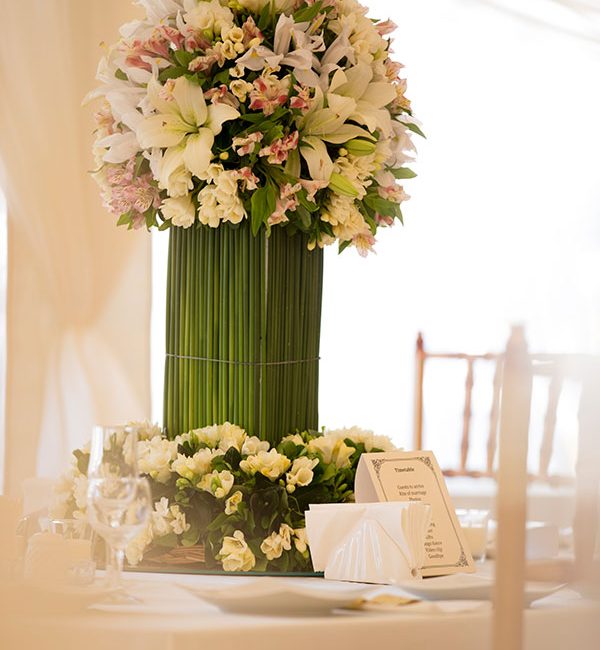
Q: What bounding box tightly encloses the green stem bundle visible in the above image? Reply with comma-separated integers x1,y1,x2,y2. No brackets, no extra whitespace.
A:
163,221,324,446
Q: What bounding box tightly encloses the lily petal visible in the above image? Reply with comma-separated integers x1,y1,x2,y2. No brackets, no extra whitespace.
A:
172,76,207,127
274,13,295,55
98,131,141,163
364,82,397,108
183,129,214,178
146,77,178,115
332,63,372,99
300,135,333,181
137,113,189,148
205,103,240,136
321,124,373,144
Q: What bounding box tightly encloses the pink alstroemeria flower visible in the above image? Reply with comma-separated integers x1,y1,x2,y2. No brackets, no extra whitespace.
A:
232,132,264,156
378,184,409,203
375,20,398,36
352,231,377,257
249,74,290,116
267,182,301,225
289,85,311,111
204,84,239,109
234,167,260,191
258,131,299,165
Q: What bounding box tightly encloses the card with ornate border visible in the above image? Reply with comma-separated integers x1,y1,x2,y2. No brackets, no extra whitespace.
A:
355,451,475,577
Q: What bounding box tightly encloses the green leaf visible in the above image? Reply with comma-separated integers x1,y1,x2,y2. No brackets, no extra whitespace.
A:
154,532,178,548
144,209,157,229
158,220,171,231
250,184,277,236
174,50,195,68
294,1,322,23
116,211,132,227
158,66,186,82
297,189,319,213
264,124,285,144
115,68,128,81
401,121,426,139
294,204,312,230
320,463,337,482
257,3,272,30
73,449,90,475
181,523,201,547
239,113,267,124
391,167,417,179
338,240,352,255
213,69,231,85
364,194,400,217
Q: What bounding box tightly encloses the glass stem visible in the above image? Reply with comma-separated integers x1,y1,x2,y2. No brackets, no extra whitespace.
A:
106,545,125,590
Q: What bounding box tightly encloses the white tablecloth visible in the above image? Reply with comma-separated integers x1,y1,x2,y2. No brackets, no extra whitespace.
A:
2,570,599,650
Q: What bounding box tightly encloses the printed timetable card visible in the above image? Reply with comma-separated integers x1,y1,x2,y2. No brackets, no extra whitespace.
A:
355,451,474,577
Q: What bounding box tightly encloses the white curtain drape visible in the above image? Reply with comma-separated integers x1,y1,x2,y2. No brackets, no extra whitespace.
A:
0,0,151,495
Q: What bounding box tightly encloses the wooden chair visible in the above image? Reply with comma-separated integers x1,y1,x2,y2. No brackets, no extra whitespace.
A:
492,328,600,650
413,331,580,484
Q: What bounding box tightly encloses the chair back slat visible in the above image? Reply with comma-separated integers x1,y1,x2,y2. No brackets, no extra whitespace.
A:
460,359,475,472
538,370,563,480
487,356,503,475
413,333,581,483
493,327,532,650
413,332,426,450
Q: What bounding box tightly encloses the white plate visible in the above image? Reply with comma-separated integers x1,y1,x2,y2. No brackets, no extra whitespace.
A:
397,573,563,605
180,577,377,616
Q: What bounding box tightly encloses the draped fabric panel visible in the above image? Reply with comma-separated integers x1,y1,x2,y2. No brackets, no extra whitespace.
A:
0,0,151,494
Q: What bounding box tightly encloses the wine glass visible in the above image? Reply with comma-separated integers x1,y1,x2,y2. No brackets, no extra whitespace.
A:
86,425,150,598
88,425,139,480
87,477,151,597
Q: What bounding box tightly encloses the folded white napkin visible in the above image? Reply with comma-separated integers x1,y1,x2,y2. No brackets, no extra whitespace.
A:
305,502,431,585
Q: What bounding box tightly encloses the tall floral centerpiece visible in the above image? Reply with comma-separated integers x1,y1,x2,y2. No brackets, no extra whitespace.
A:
89,0,419,445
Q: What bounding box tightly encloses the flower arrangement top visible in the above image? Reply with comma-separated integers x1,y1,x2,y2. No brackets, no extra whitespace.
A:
90,0,421,255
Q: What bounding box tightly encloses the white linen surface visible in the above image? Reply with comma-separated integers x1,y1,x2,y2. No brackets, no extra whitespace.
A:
2,571,598,650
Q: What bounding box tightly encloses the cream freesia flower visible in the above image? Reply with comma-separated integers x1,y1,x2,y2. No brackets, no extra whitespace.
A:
138,437,178,483
308,436,355,469
224,490,243,515
285,456,318,492
197,469,235,498
136,76,239,180
293,528,309,554
239,449,291,480
260,523,293,560
171,448,214,480
241,436,270,456
218,530,256,572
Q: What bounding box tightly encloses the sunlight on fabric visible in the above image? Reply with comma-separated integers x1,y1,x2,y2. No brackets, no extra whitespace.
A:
149,0,600,473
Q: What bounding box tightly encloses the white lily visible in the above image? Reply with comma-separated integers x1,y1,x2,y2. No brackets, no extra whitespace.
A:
135,0,184,23
237,15,323,77
96,131,141,164
295,26,353,89
328,64,397,137
136,76,239,179
296,86,373,181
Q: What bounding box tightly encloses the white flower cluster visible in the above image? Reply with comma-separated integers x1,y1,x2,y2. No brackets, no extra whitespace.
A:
89,0,418,254
53,419,397,570
325,426,396,452
197,165,247,228
126,497,191,565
